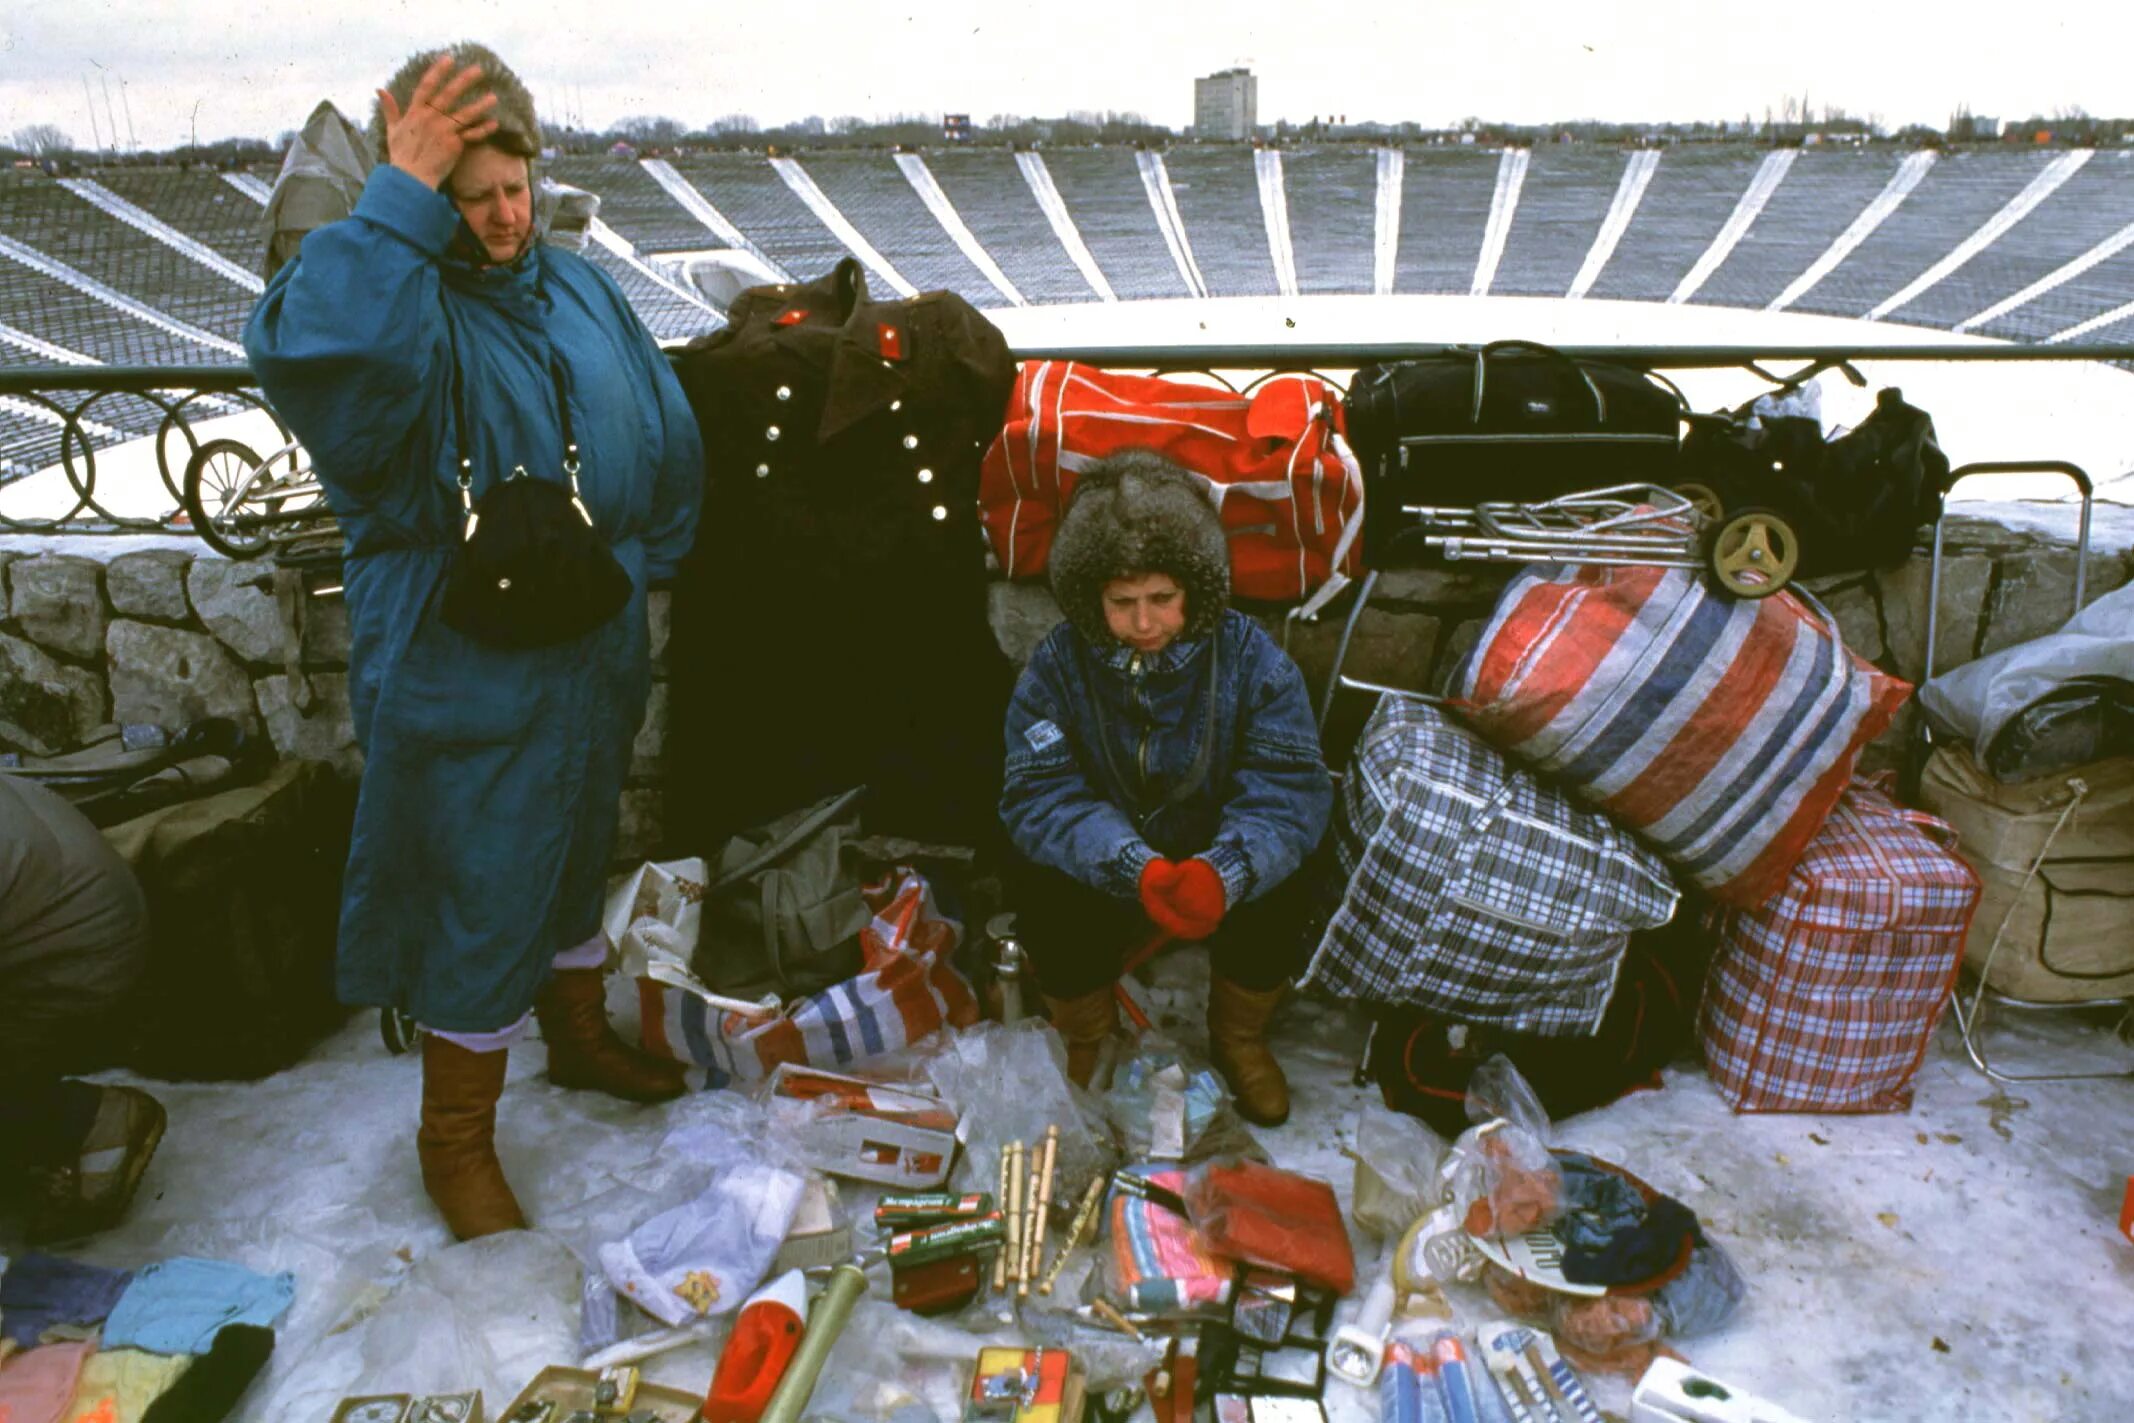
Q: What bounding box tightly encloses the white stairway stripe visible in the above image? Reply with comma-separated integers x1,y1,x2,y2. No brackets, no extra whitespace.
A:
1670,149,1796,304
2047,296,2134,343
1470,148,1529,297
585,219,724,317
1136,151,1208,298
1254,149,1299,298
60,179,265,294
1373,148,1404,296
1015,153,1115,301
0,234,244,356
221,172,273,205
0,394,126,445
637,159,791,281
1769,151,1936,312
894,154,1025,305
1569,149,1659,298
768,157,917,298
1870,149,2094,320
1957,218,2134,333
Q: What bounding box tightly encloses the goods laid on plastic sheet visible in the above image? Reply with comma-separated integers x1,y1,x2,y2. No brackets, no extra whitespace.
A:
1450,560,1909,907
1303,695,1678,1035
977,362,1364,608
1698,778,1980,1112
1916,745,2134,1001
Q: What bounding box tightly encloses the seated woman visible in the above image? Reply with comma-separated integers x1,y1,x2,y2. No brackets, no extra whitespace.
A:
999,450,1333,1125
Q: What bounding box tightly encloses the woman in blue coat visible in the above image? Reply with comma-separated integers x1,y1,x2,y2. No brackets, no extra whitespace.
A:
244,44,704,1239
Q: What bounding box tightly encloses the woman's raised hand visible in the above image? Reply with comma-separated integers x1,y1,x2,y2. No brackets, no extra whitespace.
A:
378,54,501,189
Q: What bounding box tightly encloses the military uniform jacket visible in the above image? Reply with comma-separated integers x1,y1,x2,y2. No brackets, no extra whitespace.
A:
669,258,1016,851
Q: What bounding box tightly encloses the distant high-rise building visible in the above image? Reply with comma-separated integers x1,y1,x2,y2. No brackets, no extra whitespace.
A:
1194,68,1257,141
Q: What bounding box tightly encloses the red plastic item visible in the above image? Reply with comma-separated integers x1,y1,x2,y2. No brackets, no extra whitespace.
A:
1185,1160,1355,1294
703,1269,807,1423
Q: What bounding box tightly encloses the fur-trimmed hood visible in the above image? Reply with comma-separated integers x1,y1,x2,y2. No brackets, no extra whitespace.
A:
369,41,542,166
1050,450,1229,646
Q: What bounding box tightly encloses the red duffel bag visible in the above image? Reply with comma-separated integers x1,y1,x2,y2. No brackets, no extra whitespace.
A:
978,361,1365,611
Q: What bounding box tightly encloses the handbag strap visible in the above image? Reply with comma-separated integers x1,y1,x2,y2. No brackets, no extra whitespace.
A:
446,330,592,538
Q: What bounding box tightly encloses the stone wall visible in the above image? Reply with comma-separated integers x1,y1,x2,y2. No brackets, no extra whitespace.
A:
4,510,2128,855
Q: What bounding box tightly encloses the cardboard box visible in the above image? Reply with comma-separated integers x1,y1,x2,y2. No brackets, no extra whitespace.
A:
772,1176,853,1272
498,1366,702,1423
768,1064,959,1188
965,1347,1085,1423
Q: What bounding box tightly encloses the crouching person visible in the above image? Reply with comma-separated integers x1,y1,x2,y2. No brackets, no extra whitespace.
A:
999,450,1332,1125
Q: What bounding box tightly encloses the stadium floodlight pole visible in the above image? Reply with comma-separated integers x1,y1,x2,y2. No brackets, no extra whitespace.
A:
83,75,104,155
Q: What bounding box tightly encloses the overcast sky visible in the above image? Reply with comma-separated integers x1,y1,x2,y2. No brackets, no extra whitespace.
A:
4,1,2130,151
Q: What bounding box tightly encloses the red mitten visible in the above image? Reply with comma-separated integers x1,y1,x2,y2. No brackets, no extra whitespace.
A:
1139,859,1197,941
1160,858,1227,940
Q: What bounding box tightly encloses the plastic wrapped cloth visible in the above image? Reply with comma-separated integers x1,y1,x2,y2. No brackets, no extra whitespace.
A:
598,1159,807,1327
1346,1103,1444,1240
355,1233,583,1405
1447,1057,1564,1241
1652,1234,1747,1338
925,1020,1117,1214
1918,581,2134,779
1103,1040,1262,1165
1096,1167,1233,1320
1182,1158,1355,1294
1481,1261,1554,1319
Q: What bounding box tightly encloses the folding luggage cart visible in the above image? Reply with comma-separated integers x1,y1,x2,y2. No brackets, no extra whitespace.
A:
1913,461,2133,1086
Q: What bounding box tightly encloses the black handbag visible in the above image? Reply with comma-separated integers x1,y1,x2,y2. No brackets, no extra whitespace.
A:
439,350,632,649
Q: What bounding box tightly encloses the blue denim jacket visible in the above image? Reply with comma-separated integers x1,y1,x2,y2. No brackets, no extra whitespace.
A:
1001,608,1333,904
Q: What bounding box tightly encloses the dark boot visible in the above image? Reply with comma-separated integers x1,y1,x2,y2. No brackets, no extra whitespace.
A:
535,968,687,1104
1208,977,1291,1127
1045,987,1120,1087
418,1036,527,1240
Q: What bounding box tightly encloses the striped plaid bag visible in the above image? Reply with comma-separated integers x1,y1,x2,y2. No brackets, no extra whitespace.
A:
1301,697,1679,1036
1451,561,1909,907
1698,779,1980,1113
631,865,980,1089
977,361,1364,611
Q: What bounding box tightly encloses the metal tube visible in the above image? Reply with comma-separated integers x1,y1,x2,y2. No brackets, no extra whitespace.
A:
757,1264,867,1423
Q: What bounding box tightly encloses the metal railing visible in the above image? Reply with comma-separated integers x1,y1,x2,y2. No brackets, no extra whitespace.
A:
2,340,2131,538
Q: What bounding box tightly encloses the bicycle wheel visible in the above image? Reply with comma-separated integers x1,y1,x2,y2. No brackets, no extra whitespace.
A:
182,438,273,558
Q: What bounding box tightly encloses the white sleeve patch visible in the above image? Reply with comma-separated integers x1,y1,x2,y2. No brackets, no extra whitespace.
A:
1024,719,1065,752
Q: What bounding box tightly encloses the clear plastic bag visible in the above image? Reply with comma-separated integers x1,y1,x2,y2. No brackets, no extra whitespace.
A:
924,1020,1118,1213
1550,1294,1664,1377
1094,1167,1234,1321
1652,1235,1747,1338
1104,1039,1262,1165
1346,1102,1444,1239
1447,1057,1563,1240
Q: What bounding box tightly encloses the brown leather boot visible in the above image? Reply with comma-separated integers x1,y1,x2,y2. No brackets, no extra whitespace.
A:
1045,987,1120,1087
418,1035,527,1240
1208,977,1291,1127
535,968,687,1104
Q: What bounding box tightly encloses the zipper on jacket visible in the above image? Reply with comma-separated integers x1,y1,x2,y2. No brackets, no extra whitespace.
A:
1128,653,1153,793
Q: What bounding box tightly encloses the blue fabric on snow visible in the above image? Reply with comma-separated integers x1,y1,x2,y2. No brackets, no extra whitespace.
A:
0,1252,132,1348
102,1257,295,1355
243,164,704,1031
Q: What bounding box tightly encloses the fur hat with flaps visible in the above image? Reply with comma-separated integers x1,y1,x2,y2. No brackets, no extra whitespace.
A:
370,41,542,165
1050,449,1230,647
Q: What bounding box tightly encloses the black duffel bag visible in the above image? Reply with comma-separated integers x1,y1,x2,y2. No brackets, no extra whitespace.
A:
1677,385,1951,580
1345,340,1685,565
1364,918,1711,1136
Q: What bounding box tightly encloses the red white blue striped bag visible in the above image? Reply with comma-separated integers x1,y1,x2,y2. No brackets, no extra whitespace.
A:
1450,560,1909,907
635,866,979,1089
1697,779,1979,1112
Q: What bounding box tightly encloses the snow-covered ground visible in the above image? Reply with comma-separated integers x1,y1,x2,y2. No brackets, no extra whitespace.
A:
10,945,2130,1423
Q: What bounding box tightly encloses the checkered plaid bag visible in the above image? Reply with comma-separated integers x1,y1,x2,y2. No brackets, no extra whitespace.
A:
1451,560,1909,907
1301,697,1679,1035
1698,779,1980,1112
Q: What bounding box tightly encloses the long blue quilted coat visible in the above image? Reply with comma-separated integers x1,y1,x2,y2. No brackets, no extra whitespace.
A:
244,165,703,1031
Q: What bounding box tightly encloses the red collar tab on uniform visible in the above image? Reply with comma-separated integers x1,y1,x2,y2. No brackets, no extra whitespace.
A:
877,323,905,360
775,307,808,327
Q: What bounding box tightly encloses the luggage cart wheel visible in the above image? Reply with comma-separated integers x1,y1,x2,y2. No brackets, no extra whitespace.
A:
1707,508,1799,599
380,1007,423,1056
1672,481,1726,524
